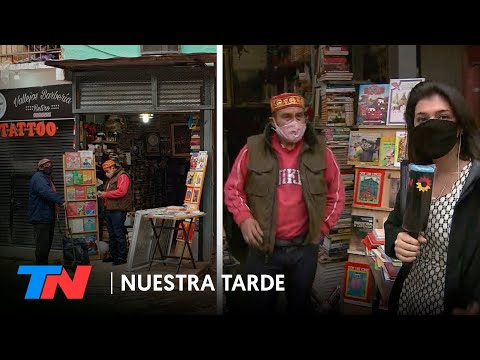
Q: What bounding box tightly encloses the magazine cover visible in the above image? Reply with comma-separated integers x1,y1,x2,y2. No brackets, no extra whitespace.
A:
342,261,372,307
353,168,385,207
356,84,389,125
386,78,425,125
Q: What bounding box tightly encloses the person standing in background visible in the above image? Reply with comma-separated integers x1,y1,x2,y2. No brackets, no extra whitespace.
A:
98,159,133,266
28,158,65,265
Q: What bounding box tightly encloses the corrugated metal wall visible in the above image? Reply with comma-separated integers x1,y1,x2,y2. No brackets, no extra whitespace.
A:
0,119,75,248
75,67,212,113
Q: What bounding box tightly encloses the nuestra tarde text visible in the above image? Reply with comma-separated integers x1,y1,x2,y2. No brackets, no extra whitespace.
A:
119,274,285,292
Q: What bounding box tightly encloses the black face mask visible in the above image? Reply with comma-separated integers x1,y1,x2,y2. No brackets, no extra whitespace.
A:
410,119,459,164
42,167,53,175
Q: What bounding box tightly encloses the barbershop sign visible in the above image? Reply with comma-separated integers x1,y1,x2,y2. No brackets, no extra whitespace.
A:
0,84,73,122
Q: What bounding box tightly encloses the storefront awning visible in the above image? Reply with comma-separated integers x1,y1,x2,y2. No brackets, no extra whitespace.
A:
45,54,216,71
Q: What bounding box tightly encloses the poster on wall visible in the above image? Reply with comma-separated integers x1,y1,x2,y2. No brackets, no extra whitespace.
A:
0,84,73,122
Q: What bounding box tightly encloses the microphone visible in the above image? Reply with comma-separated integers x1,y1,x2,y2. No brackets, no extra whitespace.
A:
402,164,436,238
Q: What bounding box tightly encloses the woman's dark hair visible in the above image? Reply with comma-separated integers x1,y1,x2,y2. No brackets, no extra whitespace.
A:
405,81,480,162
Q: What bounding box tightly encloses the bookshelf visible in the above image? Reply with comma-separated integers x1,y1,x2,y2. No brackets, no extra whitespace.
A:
172,151,208,256
63,151,100,260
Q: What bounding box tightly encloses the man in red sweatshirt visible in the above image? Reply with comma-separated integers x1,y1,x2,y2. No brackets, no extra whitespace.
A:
98,159,133,265
224,92,345,315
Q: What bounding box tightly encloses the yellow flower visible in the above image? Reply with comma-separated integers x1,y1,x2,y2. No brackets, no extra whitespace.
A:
416,176,432,192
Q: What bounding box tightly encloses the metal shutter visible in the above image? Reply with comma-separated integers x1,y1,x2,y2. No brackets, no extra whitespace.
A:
0,119,75,249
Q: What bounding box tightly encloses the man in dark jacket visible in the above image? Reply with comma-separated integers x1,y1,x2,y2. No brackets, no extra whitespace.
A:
98,160,133,266
28,158,65,265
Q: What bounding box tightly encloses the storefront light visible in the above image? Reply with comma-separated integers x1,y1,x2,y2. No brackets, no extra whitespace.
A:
140,113,153,123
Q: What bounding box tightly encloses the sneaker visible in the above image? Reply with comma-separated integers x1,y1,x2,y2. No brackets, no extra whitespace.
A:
113,259,127,266
102,257,114,263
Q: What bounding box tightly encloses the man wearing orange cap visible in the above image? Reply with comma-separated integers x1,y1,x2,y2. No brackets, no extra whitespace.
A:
224,92,345,315
28,158,66,265
98,160,133,265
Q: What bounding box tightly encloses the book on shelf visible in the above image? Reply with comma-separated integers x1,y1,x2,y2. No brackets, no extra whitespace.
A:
79,150,94,169
74,186,86,200
66,187,76,201
83,217,96,232
348,132,381,165
350,215,374,253
342,261,373,307
65,152,81,169
386,78,425,126
379,137,396,167
394,131,407,167
353,168,385,208
356,84,389,126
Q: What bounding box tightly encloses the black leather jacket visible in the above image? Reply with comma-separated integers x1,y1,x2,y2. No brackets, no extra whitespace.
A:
385,159,480,314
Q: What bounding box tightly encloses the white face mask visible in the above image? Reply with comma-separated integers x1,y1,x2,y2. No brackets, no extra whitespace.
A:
273,119,306,144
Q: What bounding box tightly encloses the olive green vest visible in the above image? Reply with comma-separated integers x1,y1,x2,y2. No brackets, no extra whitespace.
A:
245,124,327,253
105,168,133,211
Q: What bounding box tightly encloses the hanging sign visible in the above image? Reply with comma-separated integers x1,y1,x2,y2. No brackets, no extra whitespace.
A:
0,84,73,122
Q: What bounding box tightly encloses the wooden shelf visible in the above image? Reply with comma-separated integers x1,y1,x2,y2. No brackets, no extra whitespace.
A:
353,164,400,171
66,184,96,186
65,168,95,171
67,214,97,218
66,198,97,202
356,125,407,129
352,204,393,212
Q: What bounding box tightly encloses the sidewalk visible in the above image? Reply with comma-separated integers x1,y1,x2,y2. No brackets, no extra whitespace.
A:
0,249,217,317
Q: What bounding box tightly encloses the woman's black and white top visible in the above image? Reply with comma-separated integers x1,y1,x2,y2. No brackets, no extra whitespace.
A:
398,161,472,315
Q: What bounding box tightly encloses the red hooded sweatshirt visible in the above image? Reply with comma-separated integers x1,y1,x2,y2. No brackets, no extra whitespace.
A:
224,133,345,240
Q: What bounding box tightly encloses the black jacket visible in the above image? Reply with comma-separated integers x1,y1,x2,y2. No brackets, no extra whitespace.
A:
385,159,480,314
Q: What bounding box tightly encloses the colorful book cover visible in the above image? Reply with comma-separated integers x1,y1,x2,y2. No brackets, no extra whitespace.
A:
66,187,76,201
379,137,396,167
69,218,84,233
73,170,83,185
65,152,81,169
82,170,93,185
184,186,194,202
348,132,381,165
79,151,94,169
192,188,200,203
194,172,203,187
356,84,389,125
66,202,79,217
86,186,96,199
75,186,86,200
83,217,96,232
65,171,74,186
75,202,85,216
342,261,373,307
195,151,208,171
353,168,385,207
84,201,96,215
394,131,408,167
386,78,425,125
84,234,98,255
186,171,195,186
190,152,199,170
350,215,374,252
